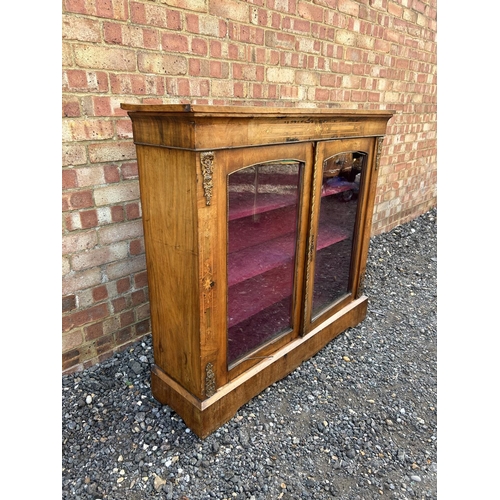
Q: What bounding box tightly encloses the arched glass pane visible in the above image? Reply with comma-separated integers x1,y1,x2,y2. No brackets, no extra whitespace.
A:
311,151,367,318
227,160,303,365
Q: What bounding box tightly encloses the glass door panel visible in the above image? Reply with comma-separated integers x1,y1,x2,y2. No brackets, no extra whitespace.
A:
311,150,367,320
227,160,303,365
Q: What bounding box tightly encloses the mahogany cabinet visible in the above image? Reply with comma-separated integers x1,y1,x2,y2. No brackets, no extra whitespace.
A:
121,104,393,438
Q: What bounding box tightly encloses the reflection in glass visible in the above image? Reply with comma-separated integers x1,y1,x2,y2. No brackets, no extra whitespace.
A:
311,152,366,318
227,161,303,365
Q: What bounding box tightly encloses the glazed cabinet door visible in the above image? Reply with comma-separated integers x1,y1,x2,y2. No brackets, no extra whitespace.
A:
216,143,314,379
303,137,376,333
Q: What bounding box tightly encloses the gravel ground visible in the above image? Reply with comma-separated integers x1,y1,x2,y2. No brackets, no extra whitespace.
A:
62,208,437,500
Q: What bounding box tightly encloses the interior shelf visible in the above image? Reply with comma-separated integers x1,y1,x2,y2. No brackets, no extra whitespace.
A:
228,179,356,222
228,263,293,328
228,225,349,288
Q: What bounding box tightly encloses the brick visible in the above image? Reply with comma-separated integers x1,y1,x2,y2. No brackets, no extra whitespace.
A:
192,38,208,56
335,29,357,46
96,0,128,20
265,31,295,50
209,0,249,23
63,119,114,142
62,331,83,353
98,220,144,246
338,0,359,16
297,2,324,22
64,190,94,211
134,271,148,289
62,303,109,332
125,202,141,219
74,44,136,71
92,285,108,302
232,63,264,81
120,310,135,327
135,319,150,336
79,209,99,229
131,289,146,306
116,277,131,294
111,205,125,222
136,303,151,321
63,294,77,312
113,296,128,313
162,33,189,52
62,15,101,42
106,254,146,281
103,164,120,183
266,67,295,83
85,321,104,341
71,242,129,271
121,162,138,180
63,169,78,189
211,80,234,97
93,181,140,206
295,70,319,86
228,23,264,45
88,141,137,163
62,96,81,117
268,0,296,14
116,327,134,345
62,268,102,295
137,52,187,75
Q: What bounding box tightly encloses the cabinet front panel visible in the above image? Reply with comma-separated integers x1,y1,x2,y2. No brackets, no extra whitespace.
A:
227,160,303,364
217,144,313,377
305,138,375,331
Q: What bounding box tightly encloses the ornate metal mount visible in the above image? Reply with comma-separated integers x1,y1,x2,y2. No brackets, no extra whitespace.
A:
205,362,216,397
200,151,215,205
374,137,384,171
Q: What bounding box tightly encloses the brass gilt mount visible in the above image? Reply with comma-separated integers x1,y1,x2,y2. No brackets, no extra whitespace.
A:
375,137,384,171
205,362,216,397
200,152,215,205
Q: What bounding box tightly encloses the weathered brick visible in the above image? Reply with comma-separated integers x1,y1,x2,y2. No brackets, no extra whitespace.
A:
120,310,135,327
266,67,295,83
162,33,190,52
93,181,140,206
137,52,187,75
62,303,109,332
106,254,146,281
63,96,81,117
71,242,129,271
135,319,150,336
338,0,359,17
88,141,137,163
63,294,78,312
209,0,249,23
64,119,115,143
62,268,102,296
74,44,136,71
63,15,101,41
98,220,143,246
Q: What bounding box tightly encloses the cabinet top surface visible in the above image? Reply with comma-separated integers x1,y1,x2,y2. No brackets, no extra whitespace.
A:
120,103,394,119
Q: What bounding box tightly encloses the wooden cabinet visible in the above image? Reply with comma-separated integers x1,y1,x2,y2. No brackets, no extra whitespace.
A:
121,104,393,438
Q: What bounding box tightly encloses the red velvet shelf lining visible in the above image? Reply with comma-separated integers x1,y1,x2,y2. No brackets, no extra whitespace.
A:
228,180,355,221
228,225,348,287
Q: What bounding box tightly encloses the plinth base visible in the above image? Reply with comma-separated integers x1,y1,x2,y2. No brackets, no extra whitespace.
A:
151,295,368,438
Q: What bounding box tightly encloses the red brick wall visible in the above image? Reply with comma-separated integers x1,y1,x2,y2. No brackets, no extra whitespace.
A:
62,0,437,374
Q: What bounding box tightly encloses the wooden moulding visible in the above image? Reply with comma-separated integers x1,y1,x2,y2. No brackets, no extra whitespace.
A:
121,104,393,151
151,295,368,439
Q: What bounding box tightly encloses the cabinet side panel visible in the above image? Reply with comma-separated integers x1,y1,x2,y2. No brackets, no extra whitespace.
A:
136,146,201,396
